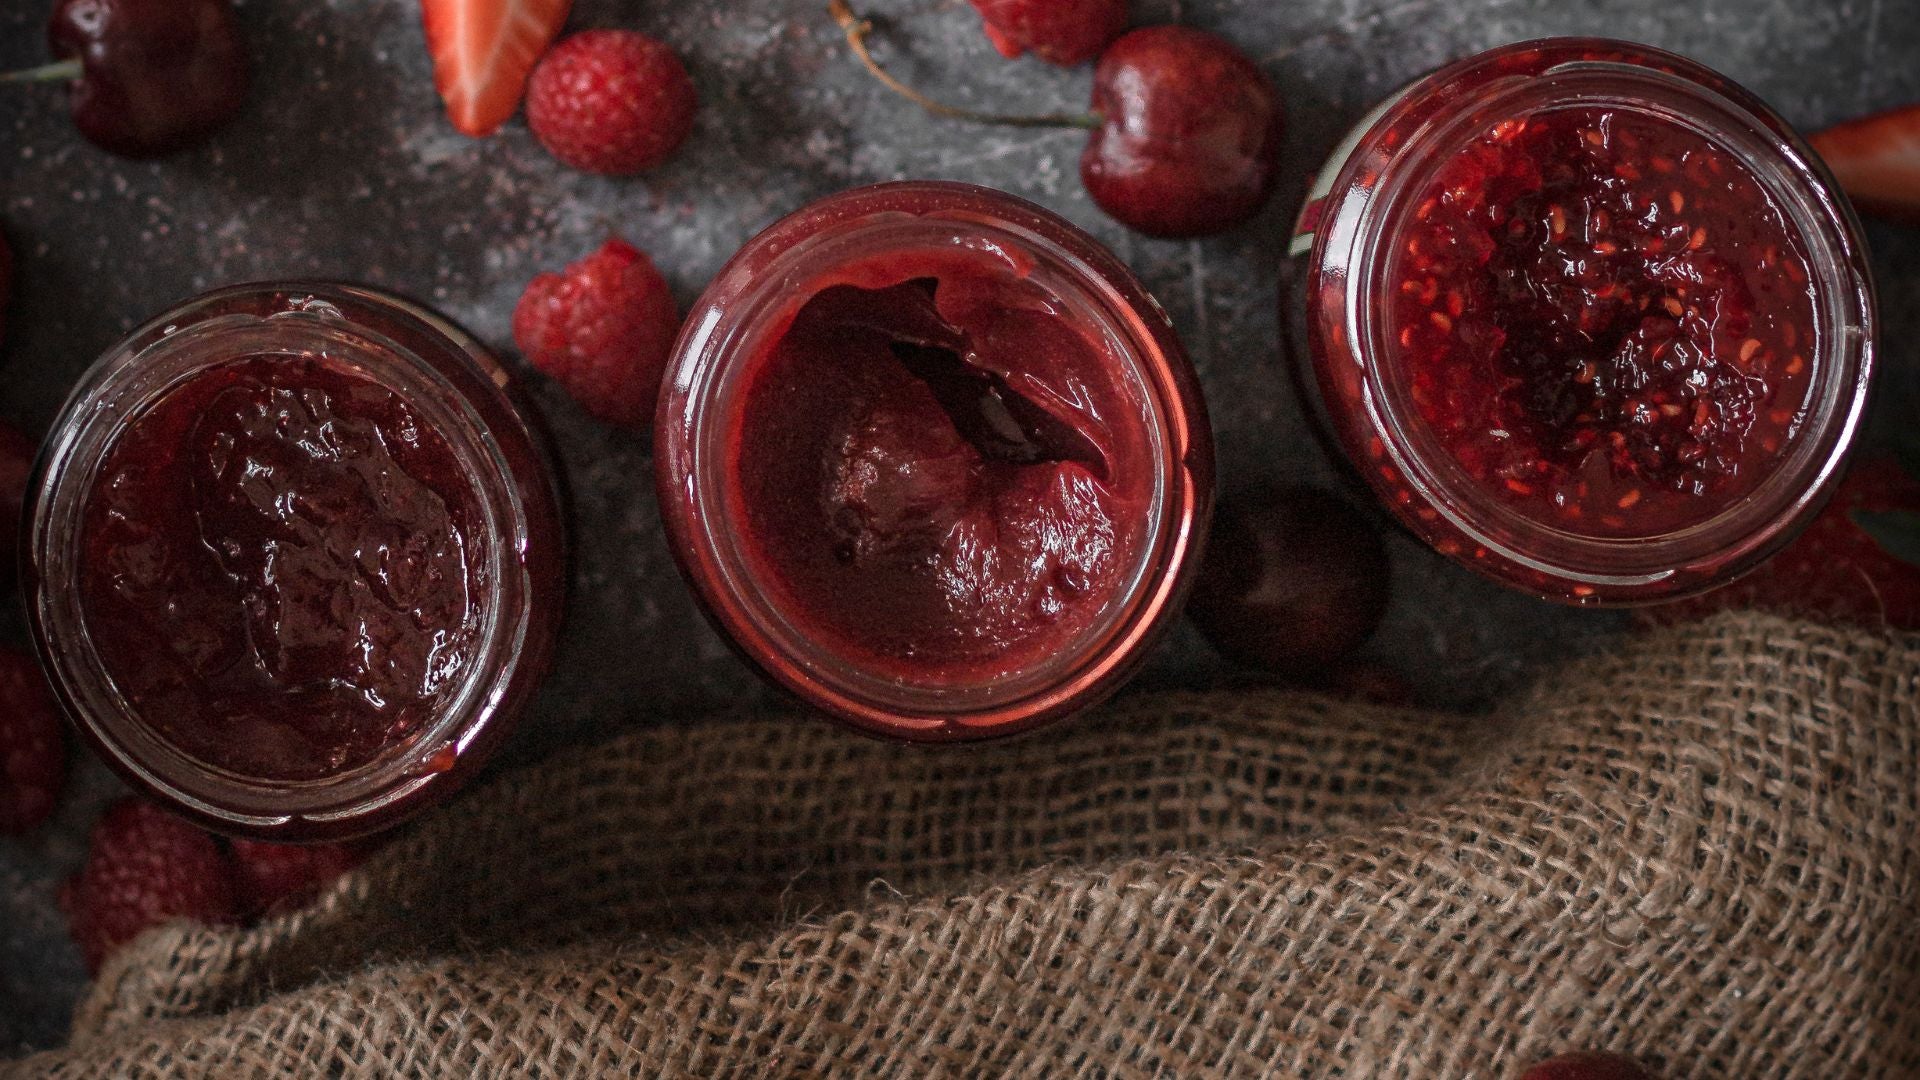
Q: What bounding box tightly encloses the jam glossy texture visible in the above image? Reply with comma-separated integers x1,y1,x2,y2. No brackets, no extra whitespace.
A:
1298,40,1874,604
1390,106,1815,537
731,251,1153,683
79,354,489,781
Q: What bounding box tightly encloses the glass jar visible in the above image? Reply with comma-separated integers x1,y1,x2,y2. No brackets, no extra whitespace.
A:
1294,39,1875,604
24,283,565,841
657,181,1213,741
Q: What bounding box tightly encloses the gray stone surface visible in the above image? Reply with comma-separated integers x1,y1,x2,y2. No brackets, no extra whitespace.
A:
2,0,1915,1054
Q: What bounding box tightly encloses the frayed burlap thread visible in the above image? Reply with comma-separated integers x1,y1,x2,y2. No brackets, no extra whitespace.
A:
6,613,1918,1078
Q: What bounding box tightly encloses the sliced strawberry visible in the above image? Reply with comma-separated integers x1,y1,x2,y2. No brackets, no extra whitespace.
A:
1810,104,1920,225
420,0,573,137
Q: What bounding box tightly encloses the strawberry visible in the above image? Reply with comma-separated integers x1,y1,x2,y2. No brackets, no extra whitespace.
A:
64,797,238,972
1810,104,1920,225
228,838,365,917
420,0,572,137
0,647,64,834
1641,451,1920,631
512,236,680,427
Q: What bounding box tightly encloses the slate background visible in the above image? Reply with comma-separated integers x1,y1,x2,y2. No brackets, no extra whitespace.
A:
2,0,1915,1054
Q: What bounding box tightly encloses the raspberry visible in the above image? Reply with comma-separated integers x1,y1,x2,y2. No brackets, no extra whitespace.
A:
1521,1052,1657,1080
229,838,365,917
64,798,238,972
968,0,1127,66
513,237,681,427
525,30,697,175
0,648,64,834
0,420,41,585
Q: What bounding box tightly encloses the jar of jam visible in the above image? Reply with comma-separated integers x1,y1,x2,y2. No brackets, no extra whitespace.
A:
657,181,1213,741
1293,39,1875,604
24,284,565,840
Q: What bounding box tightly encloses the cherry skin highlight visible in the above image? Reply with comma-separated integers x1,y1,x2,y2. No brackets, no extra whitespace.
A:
46,0,248,158
1082,26,1284,238
78,354,491,781
1391,106,1816,537
1186,487,1390,674
729,252,1154,685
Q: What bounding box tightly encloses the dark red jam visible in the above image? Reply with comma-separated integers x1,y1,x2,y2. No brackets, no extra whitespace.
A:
78,354,489,781
729,249,1153,684
1390,105,1815,537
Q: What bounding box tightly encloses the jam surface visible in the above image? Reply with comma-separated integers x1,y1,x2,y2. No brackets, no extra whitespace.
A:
1389,104,1816,536
80,354,490,781
730,250,1152,683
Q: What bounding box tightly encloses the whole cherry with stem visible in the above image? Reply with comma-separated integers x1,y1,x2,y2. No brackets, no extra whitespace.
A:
829,1,1283,238
2,0,248,158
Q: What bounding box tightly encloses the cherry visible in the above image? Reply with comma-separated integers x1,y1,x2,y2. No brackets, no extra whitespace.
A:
1519,1052,1657,1080
1081,27,1284,237
1186,487,1389,674
968,0,1128,67
830,3,1283,237
2,0,248,158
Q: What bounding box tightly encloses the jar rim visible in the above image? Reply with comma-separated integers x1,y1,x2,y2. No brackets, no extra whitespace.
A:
23,282,560,839
1317,39,1875,596
656,181,1212,739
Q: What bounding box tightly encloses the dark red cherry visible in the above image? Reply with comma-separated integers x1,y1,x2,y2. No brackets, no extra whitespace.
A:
1081,26,1284,237
1519,1052,1657,1080
1187,487,1388,674
968,0,1128,67
44,0,248,158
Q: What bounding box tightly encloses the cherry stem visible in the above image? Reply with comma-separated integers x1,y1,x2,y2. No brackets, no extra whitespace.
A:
0,59,83,84
828,0,1101,131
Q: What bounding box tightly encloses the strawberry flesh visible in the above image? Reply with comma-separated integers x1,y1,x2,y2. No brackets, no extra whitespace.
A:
1811,104,1920,225
421,0,573,137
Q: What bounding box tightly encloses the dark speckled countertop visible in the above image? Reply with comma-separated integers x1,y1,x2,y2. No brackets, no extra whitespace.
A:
2,0,1915,1055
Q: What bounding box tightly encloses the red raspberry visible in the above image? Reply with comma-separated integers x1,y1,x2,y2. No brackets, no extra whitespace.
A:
0,648,63,835
1521,1052,1657,1080
513,237,681,427
229,838,366,917
0,420,38,577
64,798,238,972
968,0,1127,66
525,30,697,175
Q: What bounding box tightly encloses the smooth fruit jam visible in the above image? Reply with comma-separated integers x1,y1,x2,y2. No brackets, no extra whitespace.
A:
78,354,489,781
1388,105,1815,537
728,248,1153,684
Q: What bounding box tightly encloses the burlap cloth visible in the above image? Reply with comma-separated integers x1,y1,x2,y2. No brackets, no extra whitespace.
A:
5,612,1917,1077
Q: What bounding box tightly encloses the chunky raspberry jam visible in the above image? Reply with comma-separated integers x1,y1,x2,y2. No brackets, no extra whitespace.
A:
1390,106,1815,537
78,354,489,781
1296,40,1874,604
731,250,1152,682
